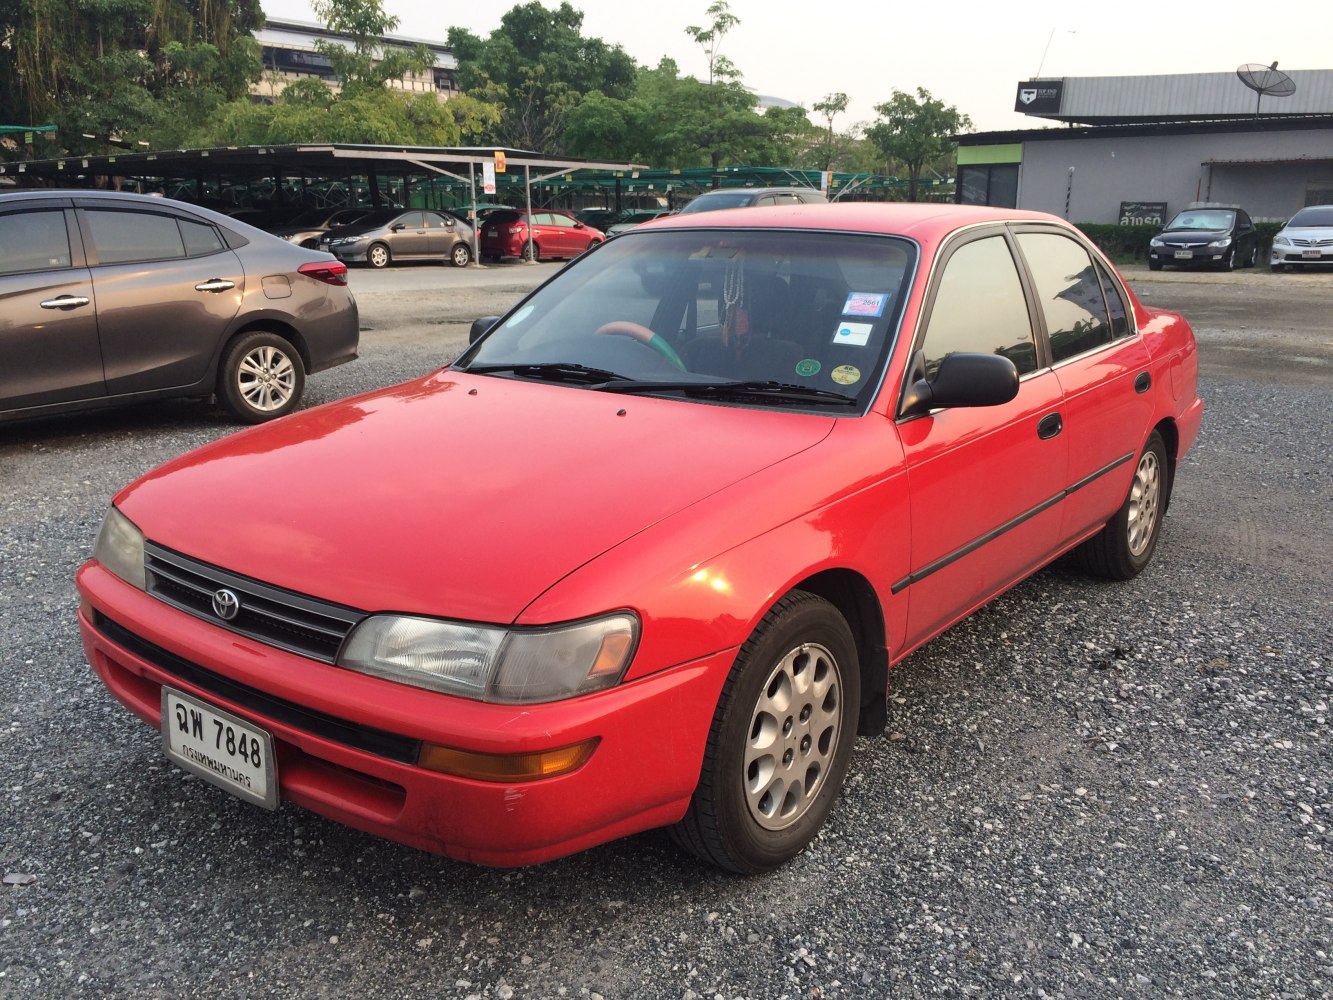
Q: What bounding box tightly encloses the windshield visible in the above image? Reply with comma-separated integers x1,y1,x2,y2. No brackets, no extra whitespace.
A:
1164,209,1235,231
457,228,916,412
1288,206,1333,228
679,192,756,214
346,210,402,229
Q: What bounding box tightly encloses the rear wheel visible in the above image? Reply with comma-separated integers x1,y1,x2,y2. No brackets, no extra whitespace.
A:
520,241,539,262
1074,431,1168,579
218,331,305,423
671,590,860,873
367,242,391,269
449,242,471,268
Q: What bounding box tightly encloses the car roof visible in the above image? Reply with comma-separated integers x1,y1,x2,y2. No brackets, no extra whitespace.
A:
647,201,1071,243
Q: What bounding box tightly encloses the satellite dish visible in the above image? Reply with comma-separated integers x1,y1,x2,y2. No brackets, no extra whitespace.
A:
1237,62,1296,115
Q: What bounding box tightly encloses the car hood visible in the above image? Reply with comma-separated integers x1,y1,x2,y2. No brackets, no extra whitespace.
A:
115,371,836,624
1277,225,1333,241
1156,227,1231,243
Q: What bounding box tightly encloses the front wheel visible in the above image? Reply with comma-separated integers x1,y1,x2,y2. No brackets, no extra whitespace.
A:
1073,430,1168,579
449,242,471,268
218,331,306,423
367,242,391,269
1147,259,1163,272
671,591,860,873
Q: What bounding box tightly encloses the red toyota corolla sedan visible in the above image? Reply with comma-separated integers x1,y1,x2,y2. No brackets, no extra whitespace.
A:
77,204,1202,873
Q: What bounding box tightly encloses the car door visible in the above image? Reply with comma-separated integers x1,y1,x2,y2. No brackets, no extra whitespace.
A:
388,211,429,259
550,212,586,254
76,204,244,395
421,211,453,258
1013,229,1154,543
530,212,566,256
896,230,1068,650
0,201,105,411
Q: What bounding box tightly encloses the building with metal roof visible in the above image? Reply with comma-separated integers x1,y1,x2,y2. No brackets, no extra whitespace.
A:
958,70,1333,224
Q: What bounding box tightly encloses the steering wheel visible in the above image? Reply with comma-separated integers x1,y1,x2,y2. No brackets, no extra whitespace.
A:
595,320,686,371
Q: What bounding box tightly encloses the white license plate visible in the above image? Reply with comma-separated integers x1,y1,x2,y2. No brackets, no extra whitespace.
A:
1173,250,1193,259
1302,249,1322,259
162,687,278,810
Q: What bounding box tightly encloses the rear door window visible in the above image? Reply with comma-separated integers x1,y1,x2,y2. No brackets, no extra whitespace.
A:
1016,232,1112,363
179,218,225,256
82,209,186,264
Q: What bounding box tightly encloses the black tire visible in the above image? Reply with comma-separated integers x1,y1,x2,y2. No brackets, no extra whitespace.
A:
1073,430,1168,580
1147,259,1163,272
1247,245,1258,267
520,241,539,262
449,242,471,268
366,242,391,269
299,238,318,249
481,254,501,264
671,590,860,873
1271,261,1284,273
218,331,305,423
1222,249,1237,272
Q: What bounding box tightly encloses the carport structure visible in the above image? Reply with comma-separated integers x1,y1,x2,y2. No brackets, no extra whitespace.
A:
0,143,645,260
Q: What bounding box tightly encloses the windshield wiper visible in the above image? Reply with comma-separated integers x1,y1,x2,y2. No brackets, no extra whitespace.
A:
462,361,634,385
599,379,858,406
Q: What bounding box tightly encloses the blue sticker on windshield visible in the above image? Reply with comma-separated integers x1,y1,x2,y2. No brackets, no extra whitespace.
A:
843,292,888,318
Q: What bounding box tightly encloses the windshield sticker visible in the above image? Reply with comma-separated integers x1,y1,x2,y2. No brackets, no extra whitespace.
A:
795,358,822,378
843,292,888,317
831,365,861,386
832,321,874,347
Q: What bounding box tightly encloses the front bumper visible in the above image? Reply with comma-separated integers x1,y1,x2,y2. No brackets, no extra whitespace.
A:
1271,248,1333,266
77,561,730,866
320,242,369,263
1147,246,1228,266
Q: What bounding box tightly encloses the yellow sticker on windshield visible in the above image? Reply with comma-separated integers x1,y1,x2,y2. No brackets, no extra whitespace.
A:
831,365,861,385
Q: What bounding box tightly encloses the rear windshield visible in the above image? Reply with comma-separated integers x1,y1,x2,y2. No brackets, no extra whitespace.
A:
679,193,755,214
1288,206,1333,228
486,211,523,225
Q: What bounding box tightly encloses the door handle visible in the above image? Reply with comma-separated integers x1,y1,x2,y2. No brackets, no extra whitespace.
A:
40,295,91,310
1134,371,1152,394
194,279,236,293
1037,412,1063,440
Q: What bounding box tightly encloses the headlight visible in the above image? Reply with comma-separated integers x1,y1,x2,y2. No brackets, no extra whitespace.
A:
93,506,145,590
327,236,363,246
338,612,639,703
1273,235,1291,247
1149,238,1164,248
1207,238,1232,249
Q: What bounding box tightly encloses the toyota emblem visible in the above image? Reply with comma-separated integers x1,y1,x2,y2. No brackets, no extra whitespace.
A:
212,588,241,621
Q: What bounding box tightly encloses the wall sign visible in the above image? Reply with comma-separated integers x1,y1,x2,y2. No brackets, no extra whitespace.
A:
1119,202,1168,226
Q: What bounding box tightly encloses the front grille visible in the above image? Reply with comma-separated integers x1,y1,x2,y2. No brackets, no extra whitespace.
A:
144,542,364,663
94,612,421,764
1292,237,1333,248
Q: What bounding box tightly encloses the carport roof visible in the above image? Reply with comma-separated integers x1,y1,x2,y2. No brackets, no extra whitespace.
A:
0,143,645,184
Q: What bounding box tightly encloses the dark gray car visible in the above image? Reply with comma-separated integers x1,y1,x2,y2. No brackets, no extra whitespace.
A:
320,209,475,268
0,190,359,425
678,187,828,214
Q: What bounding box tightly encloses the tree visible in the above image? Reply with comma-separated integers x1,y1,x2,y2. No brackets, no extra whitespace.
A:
811,92,848,171
309,0,433,92
684,1,739,85
866,88,972,201
448,2,635,152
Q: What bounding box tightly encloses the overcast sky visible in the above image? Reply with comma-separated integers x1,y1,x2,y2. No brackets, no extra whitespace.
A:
260,0,1333,133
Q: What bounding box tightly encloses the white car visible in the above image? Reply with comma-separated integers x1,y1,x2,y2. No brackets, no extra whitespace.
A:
1270,205,1333,271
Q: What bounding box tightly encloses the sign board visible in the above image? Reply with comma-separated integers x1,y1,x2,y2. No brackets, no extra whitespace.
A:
494,150,506,174
1014,80,1064,114
482,162,496,195
1119,201,1168,226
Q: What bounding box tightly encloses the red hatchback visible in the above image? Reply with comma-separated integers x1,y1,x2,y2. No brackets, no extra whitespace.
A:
480,209,604,262
78,204,1202,872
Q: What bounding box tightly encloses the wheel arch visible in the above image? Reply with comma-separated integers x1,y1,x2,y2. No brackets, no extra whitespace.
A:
788,569,888,737
1152,416,1179,510
222,318,311,375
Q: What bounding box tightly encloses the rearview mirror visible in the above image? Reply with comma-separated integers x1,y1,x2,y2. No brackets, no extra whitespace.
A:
469,316,500,345
899,351,1019,418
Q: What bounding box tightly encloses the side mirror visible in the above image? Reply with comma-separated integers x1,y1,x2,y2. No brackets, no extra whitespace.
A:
390,223,405,232
573,221,585,229
469,316,500,345
899,350,1019,418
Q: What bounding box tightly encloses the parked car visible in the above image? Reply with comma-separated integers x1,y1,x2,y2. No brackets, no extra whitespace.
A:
575,207,621,231
1146,206,1259,271
320,209,475,268
605,208,674,235
78,203,1202,873
0,190,358,425
678,186,828,214
268,207,372,248
480,209,605,262
1269,204,1333,271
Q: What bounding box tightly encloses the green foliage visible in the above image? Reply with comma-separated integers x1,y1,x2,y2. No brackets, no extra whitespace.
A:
684,1,739,84
309,0,432,92
448,2,635,152
866,88,971,201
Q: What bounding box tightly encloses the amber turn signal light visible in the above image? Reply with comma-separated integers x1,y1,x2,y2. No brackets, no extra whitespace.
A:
418,738,600,782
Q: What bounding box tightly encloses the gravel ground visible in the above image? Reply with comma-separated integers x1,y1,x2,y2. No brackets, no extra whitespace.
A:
1,264,1329,999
